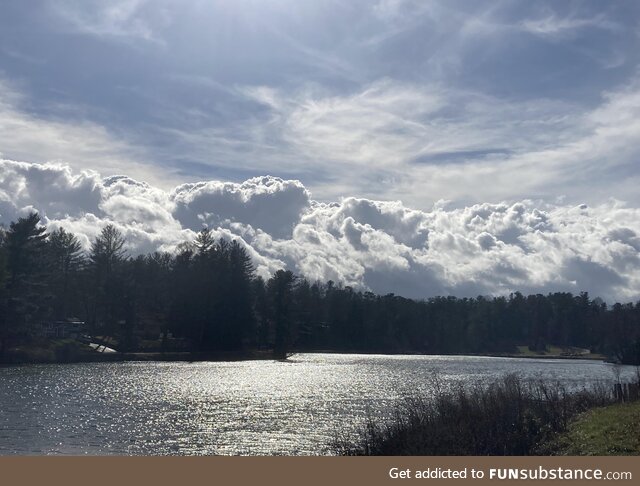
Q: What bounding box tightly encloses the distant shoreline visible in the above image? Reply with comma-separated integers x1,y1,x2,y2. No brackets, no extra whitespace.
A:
1,343,612,366
0,347,275,366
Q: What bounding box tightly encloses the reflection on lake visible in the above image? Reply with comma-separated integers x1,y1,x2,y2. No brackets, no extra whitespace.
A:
0,354,636,455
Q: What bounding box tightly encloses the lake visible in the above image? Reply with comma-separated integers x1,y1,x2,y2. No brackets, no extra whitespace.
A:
0,353,637,455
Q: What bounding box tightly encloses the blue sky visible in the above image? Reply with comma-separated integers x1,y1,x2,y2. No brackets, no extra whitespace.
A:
2,1,640,300
1,0,639,207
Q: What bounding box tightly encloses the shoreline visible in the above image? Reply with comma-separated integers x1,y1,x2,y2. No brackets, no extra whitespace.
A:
0,349,276,366
304,348,608,361
1,345,612,366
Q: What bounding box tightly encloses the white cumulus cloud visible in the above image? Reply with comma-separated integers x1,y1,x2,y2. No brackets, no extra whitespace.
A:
1,160,639,302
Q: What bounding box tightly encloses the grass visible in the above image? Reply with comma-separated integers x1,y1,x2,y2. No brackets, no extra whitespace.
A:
334,374,619,456
544,401,640,455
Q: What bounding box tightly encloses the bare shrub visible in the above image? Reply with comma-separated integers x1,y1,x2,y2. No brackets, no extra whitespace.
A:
334,374,619,456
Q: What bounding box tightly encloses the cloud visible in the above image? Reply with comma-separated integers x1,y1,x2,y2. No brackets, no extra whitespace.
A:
0,79,174,188
1,160,639,303
234,74,640,207
48,0,167,43
170,176,311,239
2,2,639,210
519,13,618,38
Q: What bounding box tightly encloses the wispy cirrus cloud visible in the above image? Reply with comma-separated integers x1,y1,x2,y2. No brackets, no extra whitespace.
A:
231,74,640,206
48,0,167,42
0,79,174,188
0,0,639,210
519,13,619,37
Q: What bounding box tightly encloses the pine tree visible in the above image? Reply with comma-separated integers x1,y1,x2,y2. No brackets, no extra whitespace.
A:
88,224,127,336
268,270,295,359
1,213,49,353
46,227,85,319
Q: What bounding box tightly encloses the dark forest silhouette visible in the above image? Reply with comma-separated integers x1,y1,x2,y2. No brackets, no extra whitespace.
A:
0,212,639,364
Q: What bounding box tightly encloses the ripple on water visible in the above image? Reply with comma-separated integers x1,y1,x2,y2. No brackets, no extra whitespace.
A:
0,354,636,455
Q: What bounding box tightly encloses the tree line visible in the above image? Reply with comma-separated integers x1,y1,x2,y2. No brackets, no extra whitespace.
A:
0,212,639,364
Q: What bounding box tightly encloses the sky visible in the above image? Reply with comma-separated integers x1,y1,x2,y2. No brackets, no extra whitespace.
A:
1,0,640,301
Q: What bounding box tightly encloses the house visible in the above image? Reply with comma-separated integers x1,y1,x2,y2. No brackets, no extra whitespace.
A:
41,318,87,340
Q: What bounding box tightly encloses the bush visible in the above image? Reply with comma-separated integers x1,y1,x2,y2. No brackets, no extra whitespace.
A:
335,374,615,455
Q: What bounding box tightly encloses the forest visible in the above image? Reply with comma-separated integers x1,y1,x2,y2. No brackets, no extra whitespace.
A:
1,212,639,364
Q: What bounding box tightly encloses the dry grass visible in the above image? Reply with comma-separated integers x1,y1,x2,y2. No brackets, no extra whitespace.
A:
335,374,617,456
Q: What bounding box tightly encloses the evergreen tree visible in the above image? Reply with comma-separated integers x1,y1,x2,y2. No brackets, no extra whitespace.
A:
224,240,256,350
46,227,85,319
268,270,295,359
0,227,8,358
2,213,49,344
88,224,127,336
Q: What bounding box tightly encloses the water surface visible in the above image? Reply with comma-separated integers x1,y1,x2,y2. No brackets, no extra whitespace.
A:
0,353,636,455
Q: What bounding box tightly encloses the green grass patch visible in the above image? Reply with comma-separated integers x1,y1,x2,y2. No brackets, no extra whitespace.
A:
545,402,640,455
